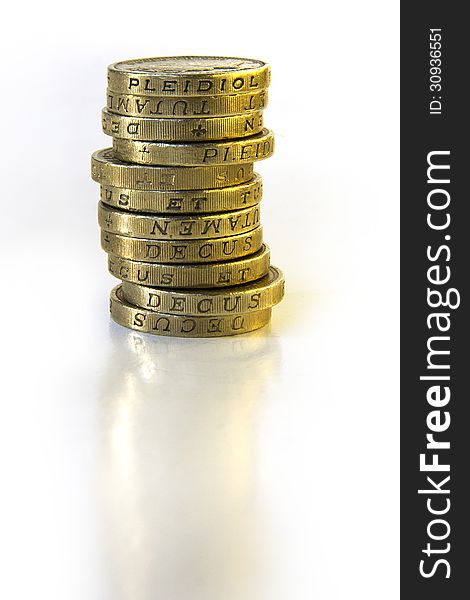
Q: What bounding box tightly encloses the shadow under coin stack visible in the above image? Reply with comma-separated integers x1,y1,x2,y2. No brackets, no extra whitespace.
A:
91,56,284,337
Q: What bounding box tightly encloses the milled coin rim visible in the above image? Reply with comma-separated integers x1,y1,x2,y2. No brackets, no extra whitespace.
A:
101,107,265,141
110,285,273,337
107,56,270,97
91,148,255,189
100,227,264,264
107,244,271,288
98,173,263,214
98,201,261,240
112,128,275,166
105,88,269,119
120,265,285,315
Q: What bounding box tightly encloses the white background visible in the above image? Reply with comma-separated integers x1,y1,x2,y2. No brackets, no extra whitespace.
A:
0,1,399,598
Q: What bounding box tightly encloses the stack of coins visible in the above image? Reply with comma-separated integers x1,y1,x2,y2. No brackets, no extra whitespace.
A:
91,56,284,337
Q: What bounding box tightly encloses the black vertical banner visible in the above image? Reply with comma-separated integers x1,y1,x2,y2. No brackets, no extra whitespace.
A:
401,4,469,599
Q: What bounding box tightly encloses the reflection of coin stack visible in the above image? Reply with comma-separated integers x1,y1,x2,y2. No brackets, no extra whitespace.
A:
91,56,284,337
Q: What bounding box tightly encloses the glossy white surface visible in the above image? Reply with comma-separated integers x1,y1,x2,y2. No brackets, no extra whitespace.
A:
0,1,399,598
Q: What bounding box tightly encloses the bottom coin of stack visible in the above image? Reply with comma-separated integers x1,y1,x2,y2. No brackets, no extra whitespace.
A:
109,265,284,338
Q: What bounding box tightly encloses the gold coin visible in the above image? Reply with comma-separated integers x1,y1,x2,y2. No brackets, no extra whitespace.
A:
102,108,264,142
110,285,272,337
98,202,260,240
99,174,263,214
91,148,254,190
101,227,263,263
107,56,270,96
108,244,270,288
121,265,284,315
106,89,268,118
113,128,274,166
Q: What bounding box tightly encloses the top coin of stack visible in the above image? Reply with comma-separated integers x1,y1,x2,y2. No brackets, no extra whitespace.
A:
92,56,284,337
